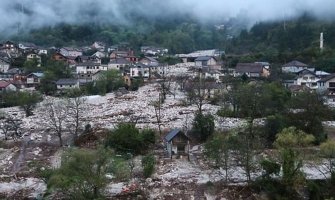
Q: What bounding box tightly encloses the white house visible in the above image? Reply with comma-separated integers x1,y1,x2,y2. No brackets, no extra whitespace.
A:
60,47,83,57
38,49,48,55
92,41,106,51
56,79,80,90
294,69,320,89
130,63,150,78
76,62,107,74
0,58,10,73
282,60,308,73
92,51,106,58
26,53,42,66
108,58,131,70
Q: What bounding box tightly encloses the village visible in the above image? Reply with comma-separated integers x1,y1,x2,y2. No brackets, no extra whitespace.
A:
0,40,335,199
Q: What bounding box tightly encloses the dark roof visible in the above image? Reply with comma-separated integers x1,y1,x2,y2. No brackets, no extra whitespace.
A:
165,129,185,142
144,57,158,63
56,78,78,85
283,60,308,67
76,62,101,67
318,74,335,83
235,63,263,73
109,58,131,65
296,68,316,76
195,56,215,61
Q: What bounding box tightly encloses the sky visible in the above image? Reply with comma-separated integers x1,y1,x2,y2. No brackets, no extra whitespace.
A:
1,0,335,34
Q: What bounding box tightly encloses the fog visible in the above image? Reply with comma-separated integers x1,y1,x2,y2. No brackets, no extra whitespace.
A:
1,0,335,34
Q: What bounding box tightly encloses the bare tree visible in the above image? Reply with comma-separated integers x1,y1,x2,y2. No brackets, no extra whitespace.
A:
42,99,68,146
150,95,162,136
66,95,86,139
0,115,23,141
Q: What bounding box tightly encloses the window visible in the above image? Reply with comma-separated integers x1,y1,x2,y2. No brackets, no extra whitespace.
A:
303,77,308,80
329,82,335,88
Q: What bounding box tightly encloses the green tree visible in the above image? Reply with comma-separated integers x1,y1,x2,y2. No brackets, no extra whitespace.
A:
142,154,155,178
105,123,156,155
205,133,232,182
191,112,215,142
17,91,43,117
320,139,335,178
47,148,110,199
287,92,331,143
274,127,315,188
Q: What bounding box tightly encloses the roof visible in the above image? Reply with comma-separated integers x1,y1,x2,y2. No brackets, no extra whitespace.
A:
235,63,263,73
28,72,44,78
76,62,101,67
164,129,187,142
144,57,158,63
109,58,131,65
177,49,222,58
282,60,308,67
296,68,316,76
195,56,215,61
56,78,78,85
0,80,11,88
318,74,335,83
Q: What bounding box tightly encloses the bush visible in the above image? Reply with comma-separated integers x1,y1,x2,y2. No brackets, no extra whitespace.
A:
142,154,155,178
105,123,156,155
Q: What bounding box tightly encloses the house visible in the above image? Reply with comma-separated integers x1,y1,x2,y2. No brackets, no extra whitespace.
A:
109,50,138,62
129,63,150,78
26,53,42,66
52,52,68,63
76,62,107,74
282,60,308,73
140,46,168,56
0,80,17,92
26,72,44,88
59,47,83,57
56,78,80,90
294,69,320,89
177,49,224,63
194,56,217,68
92,51,106,58
234,63,270,78
139,57,159,66
92,41,106,51
108,58,131,70
0,41,20,57
38,49,48,55
0,57,10,73
164,129,190,159
75,55,101,64
18,42,38,52
317,74,335,102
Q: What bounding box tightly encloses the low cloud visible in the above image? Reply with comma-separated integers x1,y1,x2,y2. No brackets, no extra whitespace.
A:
1,0,335,35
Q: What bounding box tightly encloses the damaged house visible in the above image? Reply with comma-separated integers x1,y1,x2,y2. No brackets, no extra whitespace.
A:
164,129,190,159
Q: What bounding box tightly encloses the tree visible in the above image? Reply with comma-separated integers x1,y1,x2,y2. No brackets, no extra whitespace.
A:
274,127,315,188
191,112,215,142
16,91,43,117
105,123,155,155
42,99,68,146
320,139,335,178
142,154,155,178
0,115,22,141
47,148,110,199
66,89,86,140
288,91,332,143
205,133,232,182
